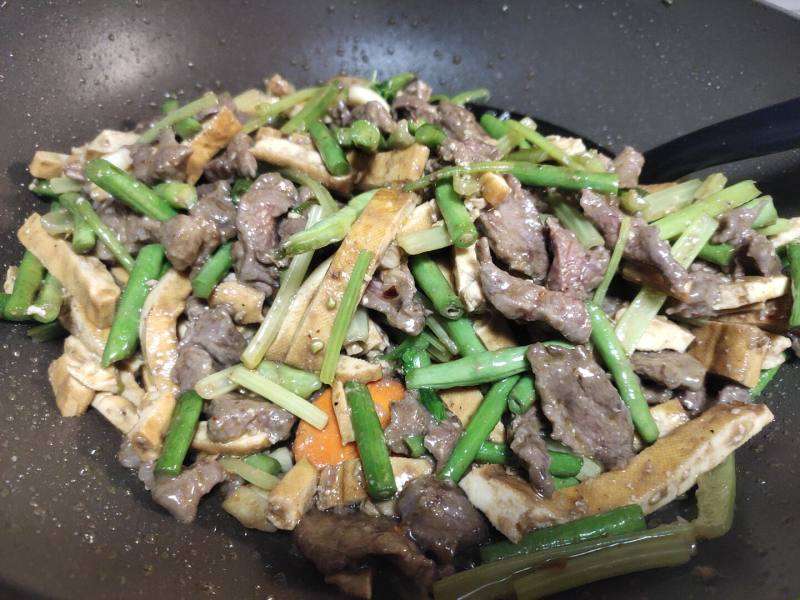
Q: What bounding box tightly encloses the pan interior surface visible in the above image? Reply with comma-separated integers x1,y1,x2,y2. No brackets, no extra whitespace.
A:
0,1,798,598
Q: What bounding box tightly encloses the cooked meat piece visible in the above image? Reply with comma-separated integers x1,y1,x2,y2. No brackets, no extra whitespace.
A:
233,172,296,294
437,102,502,165
612,146,645,188
351,101,397,133
676,387,707,415
206,397,296,443
94,202,160,262
477,238,591,343
159,181,237,272
392,80,438,123
642,384,674,405
716,384,752,405
173,344,215,392
546,217,609,298
203,132,257,181
713,200,781,276
327,98,353,128
528,343,635,470
397,475,488,564
714,201,764,246
580,190,689,295
130,129,191,184
631,350,706,390
667,263,726,318
384,391,433,455
277,211,308,244
423,414,463,468
181,305,246,365
150,458,226,523
294,509,437,586
439,136,503,165
741,234,782,276
479,177,549,280
508,408,553,497
361,263,428,335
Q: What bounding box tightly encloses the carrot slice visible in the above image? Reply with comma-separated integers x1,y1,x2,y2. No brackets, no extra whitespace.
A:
293,379,405,468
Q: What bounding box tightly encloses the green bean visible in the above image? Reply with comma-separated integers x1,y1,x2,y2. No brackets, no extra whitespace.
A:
405,435,426,458
256,360,322,400
406,345,529,390
320,249,374,384
346,381,397,500
512,523,695,599
349,119,382,152
241,87,320,133
399,346,447,421
279,168,339,215
59,193,135,271
3,251,44,321
698,242,735,267
548,192,605,248
243,453,283,476
281,190,376,256
139,93,217,144
449,88,490,105
751,361,783,397
62,193,96,253
28,179,60,198
788,243,800,328
441,317,486,357
549,450,584,478
373,72,415,101
308,119,350,176
29,273,62,323
160,98,202,140
593,215,631,304
231,178,253,204
101,244,165,366
693,453,736,540
434,523,691,600
479,113,508,139
553,476,580,490
506,148,548,162
438,376,519,482
191,242,233,300
508,374,536,414
655,180,760,239
280,84,339,134
414,123,446,147
424,315,459,355
480,504,646,563
0,293,7,316
27,320,68,343
386,120,414,149
85,159,177,221
435,182,478,248
153,181,197,210
409,254,464,319
586,301,658,444
154,390,204,477
474,441,512,464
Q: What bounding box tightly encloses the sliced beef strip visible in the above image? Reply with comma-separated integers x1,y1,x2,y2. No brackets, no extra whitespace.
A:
327,98,353,128
150,458,226,523
436,102,501,164
361,263,428,336
508,408,553,497
391,80,439,123
713,201,764,246
612,146,645,188
740,233,782,276
159,181,237,272
479,177,549,280
713,200,781,276
478,238,591,343
397,475,488,564
232,172,296,294
439,136,503,165
528,343,635,470
716,383,752,405
580,190,689,295
94,201,160,263
546,217,610,298
667,263,727,318
631,350,706,391
173,344,215,392
383,391,434,455
642,384,674,405
294,509,438,587
203,132,257,181
206,396,296,443
181,305,246,365
676,387,708,415
351,101,397,133
130,129,192,184
423,414,463,469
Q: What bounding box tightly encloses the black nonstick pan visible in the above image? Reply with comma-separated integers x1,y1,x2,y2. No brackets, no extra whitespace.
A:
1,1,799,598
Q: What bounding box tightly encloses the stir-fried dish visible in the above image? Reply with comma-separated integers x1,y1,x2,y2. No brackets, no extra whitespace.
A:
4,72,794,599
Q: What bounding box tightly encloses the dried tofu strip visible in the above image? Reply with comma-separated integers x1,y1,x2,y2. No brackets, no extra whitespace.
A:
283,188,418,372
356,144,429,189
460,402,773,542
29,150,69,178
441,387,504,443
185,106,242,183
712,276,788,311
331,380,356,444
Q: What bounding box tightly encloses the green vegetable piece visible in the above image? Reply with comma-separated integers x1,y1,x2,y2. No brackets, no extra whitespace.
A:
409,254,464,320
406,345,529,390
414,123,446,147
280,84,339,134
139,93,217,144
27,320,68,343
30,273,63,323
399,345,447,421
693,453,736,540
231,178,253,204
154,390,204,477
508,374,536,415
434,182,478,248
404,435,426,458
191,242,233,300
243,453,283,476
85,158,178,221
3,251,44,321
441,317,486,357
153,181,197,210
160,98,202,139
241,87,320,134
349,119,382,152
549,450,584,478
593,214,631,305
60,193,135,271
373,72,415,101
308,119,350,176
474,441,512,464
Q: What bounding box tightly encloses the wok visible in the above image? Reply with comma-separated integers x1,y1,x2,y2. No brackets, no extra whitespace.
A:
1,1,799,598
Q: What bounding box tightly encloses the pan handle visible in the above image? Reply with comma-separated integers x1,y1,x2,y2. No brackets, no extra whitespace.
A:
641,96,800,182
